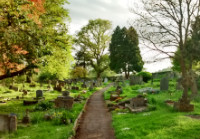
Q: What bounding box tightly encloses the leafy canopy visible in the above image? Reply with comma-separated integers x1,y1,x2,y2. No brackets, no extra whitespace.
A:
75,19,112,78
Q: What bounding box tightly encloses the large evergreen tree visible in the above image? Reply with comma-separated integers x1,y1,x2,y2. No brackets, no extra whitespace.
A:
109,26,144,79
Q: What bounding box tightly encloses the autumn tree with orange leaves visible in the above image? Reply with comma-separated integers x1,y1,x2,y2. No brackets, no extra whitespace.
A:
0,0,72,80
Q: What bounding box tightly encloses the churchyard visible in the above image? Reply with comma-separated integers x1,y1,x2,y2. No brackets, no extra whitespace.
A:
104,75,200,139
1,72,200,138
1,0,200,138
0,77,108,139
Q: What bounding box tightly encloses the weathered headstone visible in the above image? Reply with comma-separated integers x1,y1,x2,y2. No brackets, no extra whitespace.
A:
0,114,17,132
124,95,148,113
130,76,143,85
104,78,108,83
130,95,147,108
160,77,169,91
36,90,43,98
22,109,30,124
55,92,74,109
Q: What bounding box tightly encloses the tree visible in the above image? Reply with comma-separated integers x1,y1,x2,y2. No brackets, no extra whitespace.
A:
71,66,87,79
130,0,200,111
109,26,144,79
75,19,112,78
38,0,73,80
0,0,72,80
0,0,42,80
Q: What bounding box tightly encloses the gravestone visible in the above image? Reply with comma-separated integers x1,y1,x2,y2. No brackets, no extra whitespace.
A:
55,91,74,109
125,95,148,113
160,77,169,91
130,76,143,85
36,90,43,98
130,95,148,108
22,109,30,124
9,85,18,91
23,100,38,105
104,78,108,83
0,114,17,132
89,84,94,91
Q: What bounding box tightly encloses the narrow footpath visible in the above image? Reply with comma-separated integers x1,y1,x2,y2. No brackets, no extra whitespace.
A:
75,84,115,139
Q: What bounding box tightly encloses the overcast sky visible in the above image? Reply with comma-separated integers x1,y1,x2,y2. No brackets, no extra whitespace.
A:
65,0,172,73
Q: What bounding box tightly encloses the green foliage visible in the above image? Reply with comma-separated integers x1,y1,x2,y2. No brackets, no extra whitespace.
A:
137,71,152,82
31,112,44,124
38,72,57,82
35,101,53,111
75,19,112,78
109,26,144,78
0,0,73,80
104,79,200,139
0,0,42,74
71,66,87,79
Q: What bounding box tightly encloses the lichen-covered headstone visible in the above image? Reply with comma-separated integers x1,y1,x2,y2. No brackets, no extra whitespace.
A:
130,76,143,85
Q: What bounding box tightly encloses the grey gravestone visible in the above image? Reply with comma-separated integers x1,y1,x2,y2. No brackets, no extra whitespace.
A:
130,76,143,85
36,90,43,98
160,77,169,91
104,78,108,83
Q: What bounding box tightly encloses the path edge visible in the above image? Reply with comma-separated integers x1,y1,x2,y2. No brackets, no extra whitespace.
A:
68,97,89,139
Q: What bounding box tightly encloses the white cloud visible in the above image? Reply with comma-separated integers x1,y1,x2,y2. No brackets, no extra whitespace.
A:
65,0,172,73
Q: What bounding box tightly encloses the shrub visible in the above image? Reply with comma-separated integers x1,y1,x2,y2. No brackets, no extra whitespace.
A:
35,101,53,111
38,72,57,82
137,71,152,83
31,112,44,124
52,110,72,125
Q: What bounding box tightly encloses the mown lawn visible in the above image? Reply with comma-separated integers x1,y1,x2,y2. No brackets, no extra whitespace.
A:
104,79,200,139
0,82,108,139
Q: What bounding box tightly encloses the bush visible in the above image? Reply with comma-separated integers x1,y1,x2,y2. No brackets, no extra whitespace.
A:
52,110,72,125
35,101,53,111
31,112,44,124
38,72,57,82
137,71,152,83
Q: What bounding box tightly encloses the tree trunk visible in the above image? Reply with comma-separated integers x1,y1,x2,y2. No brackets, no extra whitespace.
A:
125,72,129,79
190,70,198,98
97,72,101,79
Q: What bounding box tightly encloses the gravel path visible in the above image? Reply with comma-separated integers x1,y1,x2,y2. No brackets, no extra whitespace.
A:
75,84,115,139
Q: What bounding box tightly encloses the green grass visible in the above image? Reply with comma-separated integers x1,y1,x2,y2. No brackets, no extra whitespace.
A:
0,82,106,139
104,79,200,139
